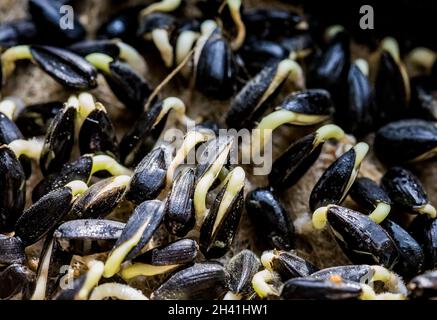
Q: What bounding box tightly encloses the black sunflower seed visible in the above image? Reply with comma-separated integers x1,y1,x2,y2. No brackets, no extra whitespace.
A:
151,262,229,300
30,45,97,89
0,145,26,232
0,264,34,300
408,270,437,299
245,188,294,250
0,19,38,48
323,205,400,269
281,277,362,300
225,250,261,299
39,103,76,176
29,0,86,45
164,168,196,237
311,265,373,283
54,219,125,256
374,119,437,164
381,166,435,217
103,200,164,278
125,147,167,205
15,101,63,137
309,142,368,211
78,103,118,158
380,219,424,278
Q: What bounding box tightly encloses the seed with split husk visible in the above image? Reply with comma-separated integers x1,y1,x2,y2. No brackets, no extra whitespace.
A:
225,58,303,130
151,262,229,300
374,38,410,126
374,119,437,164
309,142,369,211
69,175,130,220
54,219,125,256
103,200,164,278
380,219,424,278
0,264,34,300
164,168,196,237
349,177,392,224
269,124,345,191
125,147,167,205
308,29,350,102
194,136,234,224
381,166,436,218
30,237,72,300
15,180,88,246
408,270,437,299
55,260,104,300
0,145,26,232
261,250,319,281
245,188,294,250
78,102,118,158
195,21,237,99
199,166,245,258
15,101,63,137
252,89,334,154
85,53,152,113
312,205,399,269
281,277,363,300
39,101,77,176
120,97,185,166
121,239,198,280
0,234,25,266
32,154,131,202
224,250,261,300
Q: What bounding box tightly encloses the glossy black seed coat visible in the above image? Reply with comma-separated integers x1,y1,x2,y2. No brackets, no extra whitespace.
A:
408,270,437,299
15,101,63,137
0,20,38,48
195,29,236,99
309,147,356,211
245,188,294,250
326,206,399,268
39,104,76,176
374,51,409,125
79,107,118,157
226,61,282,130
32,155,92,202
164,168,196,237
125,147,167,205
281,277,362,300
104,60,152,113
374,119,437,164
54,219,125,255
199,187,244,259
381,219,424,278
270,251,319,281
68,177,127,220
133,239,198,266
381,166,429,212
68,40,120,59
0,146,26,232
269,132,322,190
311,265,373,283
280,89,334,116
15,186,73,246
151,263,229,300
30,45,97,89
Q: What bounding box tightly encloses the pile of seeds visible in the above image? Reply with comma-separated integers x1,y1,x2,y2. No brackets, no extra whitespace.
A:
0,0,437,300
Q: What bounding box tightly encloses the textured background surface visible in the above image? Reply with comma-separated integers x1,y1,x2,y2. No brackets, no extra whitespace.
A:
2,0,436,294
